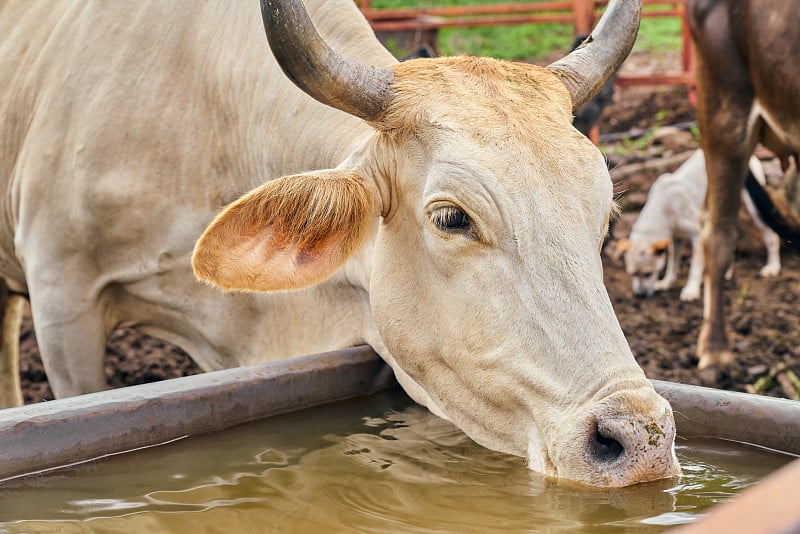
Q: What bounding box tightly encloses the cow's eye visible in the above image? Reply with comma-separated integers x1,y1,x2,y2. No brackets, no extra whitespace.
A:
430,205,472,233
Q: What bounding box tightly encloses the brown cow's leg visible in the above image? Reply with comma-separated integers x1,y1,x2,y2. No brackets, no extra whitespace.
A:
698,118,752,371
697,166,742,370
688,2,756,371
696,118,754,371
0,280,25,408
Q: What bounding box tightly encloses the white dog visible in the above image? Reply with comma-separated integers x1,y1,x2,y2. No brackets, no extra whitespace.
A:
616,149,781,301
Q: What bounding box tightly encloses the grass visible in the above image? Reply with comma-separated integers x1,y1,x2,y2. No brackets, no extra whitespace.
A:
367,0,683,62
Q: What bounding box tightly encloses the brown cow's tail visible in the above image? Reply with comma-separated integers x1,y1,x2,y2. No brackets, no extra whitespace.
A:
744,170,800,252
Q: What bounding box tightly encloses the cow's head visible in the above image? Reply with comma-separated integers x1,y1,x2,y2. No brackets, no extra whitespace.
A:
192,0,679,487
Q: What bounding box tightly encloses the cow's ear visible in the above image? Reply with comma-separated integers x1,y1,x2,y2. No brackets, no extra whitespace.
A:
192,170,377,291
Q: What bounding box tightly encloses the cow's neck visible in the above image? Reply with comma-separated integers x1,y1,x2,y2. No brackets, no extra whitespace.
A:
109,0,396,374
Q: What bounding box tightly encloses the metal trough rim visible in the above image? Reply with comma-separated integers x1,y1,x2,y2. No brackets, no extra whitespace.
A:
0,346,396,482
1,345,799,483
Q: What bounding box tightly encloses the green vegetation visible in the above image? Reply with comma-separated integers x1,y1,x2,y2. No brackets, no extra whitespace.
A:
442,22,572,61
368,0,682,62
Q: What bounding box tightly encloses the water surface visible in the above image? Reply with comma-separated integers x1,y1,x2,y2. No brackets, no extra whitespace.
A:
0,388,793,533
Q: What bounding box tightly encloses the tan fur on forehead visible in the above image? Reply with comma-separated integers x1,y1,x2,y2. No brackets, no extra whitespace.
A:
377,56,573,136
650,239,671,254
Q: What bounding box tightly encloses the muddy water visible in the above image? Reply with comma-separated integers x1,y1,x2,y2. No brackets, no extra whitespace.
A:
0,389,793,533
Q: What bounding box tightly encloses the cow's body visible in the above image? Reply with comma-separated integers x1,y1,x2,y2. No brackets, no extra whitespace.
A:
0,1,392,394
0,0,679,487
687,0,800,370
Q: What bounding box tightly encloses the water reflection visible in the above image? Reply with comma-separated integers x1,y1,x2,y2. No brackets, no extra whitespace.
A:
0,389,793,533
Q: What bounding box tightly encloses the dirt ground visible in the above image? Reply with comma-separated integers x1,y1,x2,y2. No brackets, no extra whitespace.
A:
16,51,800,404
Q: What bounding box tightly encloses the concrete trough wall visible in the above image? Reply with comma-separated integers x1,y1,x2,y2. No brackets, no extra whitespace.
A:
1,345,799,482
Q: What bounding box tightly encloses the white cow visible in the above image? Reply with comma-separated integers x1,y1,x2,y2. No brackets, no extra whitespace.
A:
0,0,678,487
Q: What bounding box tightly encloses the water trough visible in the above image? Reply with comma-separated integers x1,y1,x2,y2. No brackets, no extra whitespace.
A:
1,345,799,531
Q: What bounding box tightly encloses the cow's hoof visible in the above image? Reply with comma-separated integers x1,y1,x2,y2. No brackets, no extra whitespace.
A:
698,365,723,386
724,267,734,280
697,349,734,371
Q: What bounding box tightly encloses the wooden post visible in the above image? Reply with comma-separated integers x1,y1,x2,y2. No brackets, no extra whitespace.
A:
572,0,595,37
678,0,697,106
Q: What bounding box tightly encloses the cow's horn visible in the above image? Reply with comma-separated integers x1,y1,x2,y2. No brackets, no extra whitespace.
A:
260,0,394,122
546,0,641,109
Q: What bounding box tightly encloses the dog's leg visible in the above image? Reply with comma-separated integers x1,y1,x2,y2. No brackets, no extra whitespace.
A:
681,233,704,301
655,241,678,291
740,189,781,277
759,230,782,277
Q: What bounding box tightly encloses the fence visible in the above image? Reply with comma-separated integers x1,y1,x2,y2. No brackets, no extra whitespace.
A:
356,0,694,89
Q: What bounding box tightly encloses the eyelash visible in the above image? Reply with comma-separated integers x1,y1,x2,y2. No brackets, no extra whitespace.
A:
430,206,473,234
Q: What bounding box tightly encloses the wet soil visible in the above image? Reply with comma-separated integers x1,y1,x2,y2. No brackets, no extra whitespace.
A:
16,51,800,404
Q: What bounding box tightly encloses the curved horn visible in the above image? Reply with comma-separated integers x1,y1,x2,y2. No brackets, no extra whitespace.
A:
547,0,642,109
260,0,394,121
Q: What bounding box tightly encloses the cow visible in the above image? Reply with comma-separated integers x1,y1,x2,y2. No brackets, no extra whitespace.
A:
686,0,800,373
0,0,679,487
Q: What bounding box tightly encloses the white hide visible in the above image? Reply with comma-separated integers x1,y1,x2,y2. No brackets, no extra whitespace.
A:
0,0,678,487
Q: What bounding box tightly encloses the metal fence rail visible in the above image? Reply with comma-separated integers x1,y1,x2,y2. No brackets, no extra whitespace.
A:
357,0,694,89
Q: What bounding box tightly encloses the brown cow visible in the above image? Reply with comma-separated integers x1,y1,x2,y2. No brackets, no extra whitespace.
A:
687,0,800,372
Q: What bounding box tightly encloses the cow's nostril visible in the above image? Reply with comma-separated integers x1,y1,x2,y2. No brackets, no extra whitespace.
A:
590,423,624,463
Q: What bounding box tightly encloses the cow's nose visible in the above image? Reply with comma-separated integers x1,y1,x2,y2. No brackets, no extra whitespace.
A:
633,289,651,299
588,411,678,486
589,419,625,463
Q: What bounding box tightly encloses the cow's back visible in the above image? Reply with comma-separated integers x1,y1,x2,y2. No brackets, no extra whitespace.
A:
738,0,800,149
0,0,396,376
688,0,800,151
0,0,394,292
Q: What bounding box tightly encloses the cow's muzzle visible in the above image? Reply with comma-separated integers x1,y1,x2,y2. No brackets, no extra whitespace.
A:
587,411,678,487
553,388,680,487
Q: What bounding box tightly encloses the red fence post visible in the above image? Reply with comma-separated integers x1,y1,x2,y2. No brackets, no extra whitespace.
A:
677,0,697,106
356,0,696,105
572,0,595,37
